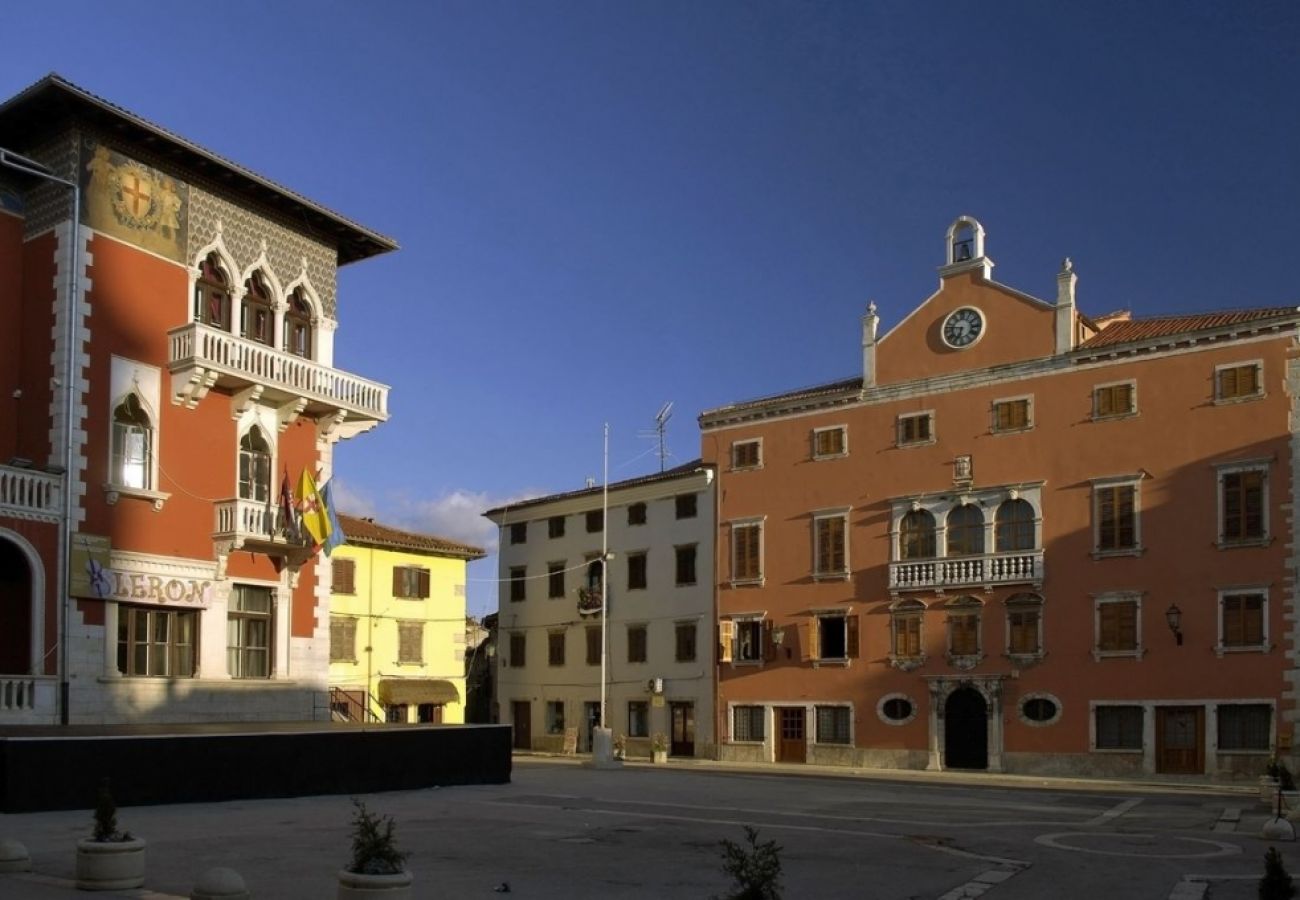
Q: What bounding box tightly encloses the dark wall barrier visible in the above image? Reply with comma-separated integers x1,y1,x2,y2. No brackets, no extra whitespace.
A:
0,724,512,812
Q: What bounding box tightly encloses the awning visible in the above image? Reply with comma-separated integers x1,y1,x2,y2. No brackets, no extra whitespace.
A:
377,678,460,706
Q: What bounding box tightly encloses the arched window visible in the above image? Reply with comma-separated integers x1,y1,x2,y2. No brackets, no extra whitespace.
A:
242,271,274,346
195,254,230,330
112,394,151,489
284,288,313,358
995,499,1036,552
946,505,985,556
238,426,271,503
900,509,936,560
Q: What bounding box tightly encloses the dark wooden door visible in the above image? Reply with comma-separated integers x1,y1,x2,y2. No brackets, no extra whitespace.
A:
1157,706,1204,774
776,707,806,763
511,700,532,750
670,702,695,757
0,540,31,674
944,687,988,770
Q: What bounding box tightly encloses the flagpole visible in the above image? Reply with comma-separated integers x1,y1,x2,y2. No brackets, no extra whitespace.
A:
599,422,609,731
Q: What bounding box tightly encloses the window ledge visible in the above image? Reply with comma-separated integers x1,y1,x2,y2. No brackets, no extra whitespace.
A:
1214,393,1265,406
394,661,425,668
730,660,763,668
897,439,937,449
1091,648,1145,661
813,571,850,582
730,464,763,473
991,426,1033,436
103,483,171,511
730,577,765,588
946,652,984,671
1091,547,1144,560
1092,411,1138,423
1006,652,1046,667
813,658,850,668
812,453,848,462
1091,748,1143,754
1215,644,1270,658
1218,537,1270,550
888,653,927,672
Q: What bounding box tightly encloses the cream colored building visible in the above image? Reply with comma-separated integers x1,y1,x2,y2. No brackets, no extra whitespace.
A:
485,461,716,758
329,514,485,723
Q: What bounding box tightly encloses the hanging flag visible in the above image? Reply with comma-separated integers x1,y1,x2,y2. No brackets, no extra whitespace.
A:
279,468,298,541
321,480,346,557
296,468,332,552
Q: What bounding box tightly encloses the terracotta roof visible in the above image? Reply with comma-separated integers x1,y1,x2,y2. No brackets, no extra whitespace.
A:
482,459,710,518
0,73,397,265
699,376,863,421
337,514,485,559
1078,307,1298,349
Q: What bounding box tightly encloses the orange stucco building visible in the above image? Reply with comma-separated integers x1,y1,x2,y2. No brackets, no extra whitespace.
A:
0,75,393,724
701,216,1298,779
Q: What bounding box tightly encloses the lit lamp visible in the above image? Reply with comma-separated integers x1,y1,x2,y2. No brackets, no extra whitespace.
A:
1165,604,1183,646
771,625,786,647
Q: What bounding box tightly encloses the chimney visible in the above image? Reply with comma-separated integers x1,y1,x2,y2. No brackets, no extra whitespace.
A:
1055,258,1077,355
862,302,880,389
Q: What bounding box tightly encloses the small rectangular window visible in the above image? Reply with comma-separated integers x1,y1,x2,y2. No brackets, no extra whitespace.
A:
1222,592,1264,648
992,398,1031,432
1217,703,1271,751
548,631,566,667
548,516,565,539
627,552,647,590
548,562,565,599
815,706,851,745
329,616,356,663
509,566,526,603
675,545,697,586
1095,705,1143,750
627,625,647,663
546,700,565,735
1095,482,1138,553
1221,468,1266,545
586,510,604,533
814,614,858,661
675,622,697,662
813,514,847,577
1216,362,1262,401
1098,600,1138,653
732,440,761,469
586,626,601,666
509,522,527,544
509,632,526,667
332,558,356,595
733,705,765,742
734,619,763,662
1093,382,1135,419
627,700,649,737
813,426,846,459
732,522,762,582
676,494,698,519
627,503,647,526
392,566,430,599
898,413,933,446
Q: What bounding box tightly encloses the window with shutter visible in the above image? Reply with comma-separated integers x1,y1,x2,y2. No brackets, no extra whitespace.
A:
332,558,356,595
397,621,423,664
1095,482,1138,553
732,440,761,469
1093,382,1135,419
329,616,356,662
814,514,847,577
1221,592,1265,648
1097,598,1138,653
947,598,981,657
732,522,762,582
992,398,1031,432
1006,594,1043,655
890,602,924,659
548,631,566,666
897,412,933,446
1216,362,1262,401
719,620,734,663
1221,467,1266,545
812,426,846,459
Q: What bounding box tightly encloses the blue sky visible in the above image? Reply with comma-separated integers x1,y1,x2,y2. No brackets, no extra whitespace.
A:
6,2,1297,617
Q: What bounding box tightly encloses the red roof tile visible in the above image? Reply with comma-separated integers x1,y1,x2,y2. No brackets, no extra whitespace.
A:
1079,307,1298,349
337,514,485,559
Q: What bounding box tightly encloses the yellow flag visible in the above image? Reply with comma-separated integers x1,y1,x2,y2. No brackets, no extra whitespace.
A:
296,469,332,550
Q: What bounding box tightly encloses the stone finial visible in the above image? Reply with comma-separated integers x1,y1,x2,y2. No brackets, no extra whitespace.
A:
1061,257,1073,273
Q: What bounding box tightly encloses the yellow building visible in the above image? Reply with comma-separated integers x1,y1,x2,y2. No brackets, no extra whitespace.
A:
329,514,485,723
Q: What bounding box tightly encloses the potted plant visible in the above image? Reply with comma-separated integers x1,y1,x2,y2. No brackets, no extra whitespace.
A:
612,733,627,761
338,800,412,899
75,778,146,891
652,733,668,764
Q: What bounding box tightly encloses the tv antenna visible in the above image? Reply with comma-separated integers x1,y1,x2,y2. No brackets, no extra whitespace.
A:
638,402,674,472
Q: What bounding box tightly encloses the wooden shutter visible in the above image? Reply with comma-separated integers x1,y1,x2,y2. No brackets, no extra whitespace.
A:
807,618,820,661
392,567,404,598
417,568,430,599
846,615,859,658
719,620,733,663
763,620,776,661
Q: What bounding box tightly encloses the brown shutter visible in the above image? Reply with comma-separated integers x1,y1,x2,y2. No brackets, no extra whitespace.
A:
719,620,733,663
418,568,431,599
392,567,404,597
846,615,859,658
807,618,819,662
763,620,776,661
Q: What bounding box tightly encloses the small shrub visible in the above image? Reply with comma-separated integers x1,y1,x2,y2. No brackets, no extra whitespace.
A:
715,825,782,900
1261,846,1295,900
91,778,130,842
347,800,408,875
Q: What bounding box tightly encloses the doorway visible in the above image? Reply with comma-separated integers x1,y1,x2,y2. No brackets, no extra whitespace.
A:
511,700,531,750
670,702,695,757
0,540,31,674
1156,706,1204,774
584,701,601,752
944,687,988,769
776,707,806,763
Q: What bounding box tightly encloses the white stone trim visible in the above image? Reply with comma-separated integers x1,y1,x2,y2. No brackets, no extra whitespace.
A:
1018,692,1062,727
1215,585,1270,656
877,692,918,726
1092,590,1144,660
810,424,848,460
729,437,762,471
1214,457,1272,549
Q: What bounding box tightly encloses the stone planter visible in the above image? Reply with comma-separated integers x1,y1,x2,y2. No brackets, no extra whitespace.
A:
76,836,146,891
338,868,414,899
653,750,668,765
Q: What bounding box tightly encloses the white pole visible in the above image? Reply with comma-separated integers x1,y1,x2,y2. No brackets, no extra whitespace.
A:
599,422,609,729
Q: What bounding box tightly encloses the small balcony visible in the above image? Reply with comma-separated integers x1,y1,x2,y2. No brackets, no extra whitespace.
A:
889,550,1043,593
168,323,389,438
0,463,61,524
213,498,311,561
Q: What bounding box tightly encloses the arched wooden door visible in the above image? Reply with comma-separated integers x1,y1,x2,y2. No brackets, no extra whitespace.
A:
0,539,32,674
944,687,988,770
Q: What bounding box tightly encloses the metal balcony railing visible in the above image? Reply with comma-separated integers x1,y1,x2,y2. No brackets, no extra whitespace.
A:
168,323,389,422
889,549,1043,592
0,464,61,524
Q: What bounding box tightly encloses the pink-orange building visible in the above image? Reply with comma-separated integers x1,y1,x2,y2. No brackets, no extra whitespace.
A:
0,75,392,724
701,216,1298,779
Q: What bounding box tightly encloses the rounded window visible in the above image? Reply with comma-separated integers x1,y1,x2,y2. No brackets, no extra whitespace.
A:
1020,694,1061,726
878,694,917,725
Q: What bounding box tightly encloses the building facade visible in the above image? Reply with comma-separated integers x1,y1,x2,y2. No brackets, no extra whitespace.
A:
485,461,716,759
328,514,484,724
700,216,1299,779
0,75,393,724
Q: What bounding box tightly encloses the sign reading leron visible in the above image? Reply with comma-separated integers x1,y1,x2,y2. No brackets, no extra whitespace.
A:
103,572,213,607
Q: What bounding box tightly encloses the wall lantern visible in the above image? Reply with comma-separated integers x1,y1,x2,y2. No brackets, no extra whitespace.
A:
1165,604,1183,646
771,626,786,647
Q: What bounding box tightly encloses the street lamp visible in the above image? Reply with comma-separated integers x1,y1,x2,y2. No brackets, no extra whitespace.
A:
0,147,80,725
1165,604,1183,646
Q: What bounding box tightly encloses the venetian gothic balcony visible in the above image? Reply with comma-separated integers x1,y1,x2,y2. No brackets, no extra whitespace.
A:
212,497,314,571
0,463,61,524
168,323,389,440
889,549,1043,594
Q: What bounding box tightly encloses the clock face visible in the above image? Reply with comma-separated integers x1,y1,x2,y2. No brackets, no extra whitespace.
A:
942,307,985,349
